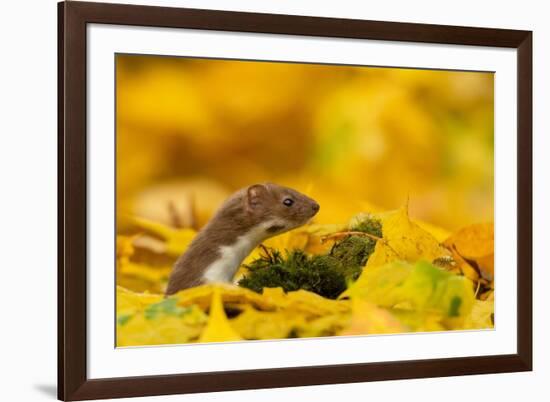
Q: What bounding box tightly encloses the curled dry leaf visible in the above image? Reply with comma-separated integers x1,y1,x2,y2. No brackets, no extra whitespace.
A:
444,223,494,282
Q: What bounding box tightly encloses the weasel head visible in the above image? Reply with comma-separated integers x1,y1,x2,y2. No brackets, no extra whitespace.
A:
245,182,320,236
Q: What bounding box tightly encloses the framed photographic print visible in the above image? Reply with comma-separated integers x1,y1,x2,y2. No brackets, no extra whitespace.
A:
58,1,532,400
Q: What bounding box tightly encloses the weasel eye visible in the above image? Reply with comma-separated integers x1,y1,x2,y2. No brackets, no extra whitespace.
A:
283,198,294,207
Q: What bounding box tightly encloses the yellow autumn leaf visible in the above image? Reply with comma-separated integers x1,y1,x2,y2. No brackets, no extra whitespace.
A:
286,289,351,316
199,288,243,343
117,314,205,347
173,284,277,312
365,206,452,268
390,309,446,332
262,287,350,318
463,299,494,329
230,307,306,340
117,285,163,315
412,219,451,242
116,287,208,346
365,240,401,268
340,261,409,302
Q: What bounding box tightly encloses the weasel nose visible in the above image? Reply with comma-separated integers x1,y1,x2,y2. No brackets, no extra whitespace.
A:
312,202,320,212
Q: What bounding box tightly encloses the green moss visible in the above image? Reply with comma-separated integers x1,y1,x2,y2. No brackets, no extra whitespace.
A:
329,236,374,280
351,216,383,237
238,250,347,300
239,216,383,298
330,216,382,280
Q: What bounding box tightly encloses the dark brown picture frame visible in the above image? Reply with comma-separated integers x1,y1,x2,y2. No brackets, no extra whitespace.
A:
58,1,532,400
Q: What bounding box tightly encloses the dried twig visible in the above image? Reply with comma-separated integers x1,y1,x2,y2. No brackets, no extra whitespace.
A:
320,231,383,244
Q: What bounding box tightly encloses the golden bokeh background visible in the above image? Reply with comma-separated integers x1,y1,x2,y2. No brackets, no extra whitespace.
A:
116,55,494,232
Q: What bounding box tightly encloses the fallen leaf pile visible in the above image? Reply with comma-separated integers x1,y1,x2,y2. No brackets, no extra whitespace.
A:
116,204,494,347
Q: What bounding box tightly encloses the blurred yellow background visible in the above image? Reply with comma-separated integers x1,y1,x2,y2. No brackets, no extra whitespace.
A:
116,54,493,232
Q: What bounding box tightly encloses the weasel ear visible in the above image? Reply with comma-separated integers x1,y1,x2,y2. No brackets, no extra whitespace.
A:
246,184,267,210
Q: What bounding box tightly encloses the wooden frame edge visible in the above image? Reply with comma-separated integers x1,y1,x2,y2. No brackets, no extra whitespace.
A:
57,2,65,400
59,1,89,399
66,354,531,401
58,1,533,400
516,31,533,371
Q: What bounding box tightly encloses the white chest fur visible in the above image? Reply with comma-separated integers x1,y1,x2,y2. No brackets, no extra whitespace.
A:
202,220,286,284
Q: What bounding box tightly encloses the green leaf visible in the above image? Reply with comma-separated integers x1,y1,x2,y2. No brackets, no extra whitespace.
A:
343,260,475,318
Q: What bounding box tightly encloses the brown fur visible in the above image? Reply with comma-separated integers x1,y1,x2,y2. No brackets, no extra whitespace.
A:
165,183,319,295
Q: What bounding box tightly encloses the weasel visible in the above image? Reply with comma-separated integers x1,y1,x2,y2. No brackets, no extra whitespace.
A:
165,183,320,295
